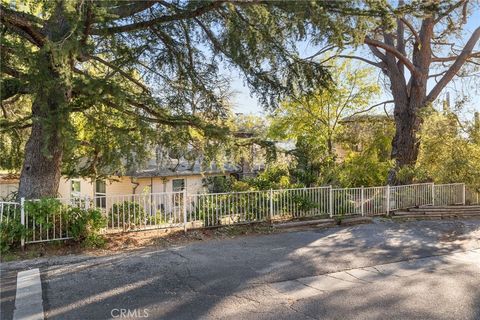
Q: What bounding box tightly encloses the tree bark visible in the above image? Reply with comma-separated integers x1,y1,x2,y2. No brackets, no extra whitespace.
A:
388,102,421,184
17,2,72,199
17,99,65,199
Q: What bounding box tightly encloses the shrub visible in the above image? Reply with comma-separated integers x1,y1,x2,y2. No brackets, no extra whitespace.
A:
0,217,25,254
1,198,107,253
68,207,106,243
109,201,146,229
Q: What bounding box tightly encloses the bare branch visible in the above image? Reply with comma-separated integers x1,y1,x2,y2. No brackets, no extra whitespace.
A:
336,55,386,69
432,52,480,62
365,36,419,78
426,26,480,104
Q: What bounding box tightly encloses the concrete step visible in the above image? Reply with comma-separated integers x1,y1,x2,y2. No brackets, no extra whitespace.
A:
418,205,480,210
408,210,480,215
393,211,480,220
410,207,480,212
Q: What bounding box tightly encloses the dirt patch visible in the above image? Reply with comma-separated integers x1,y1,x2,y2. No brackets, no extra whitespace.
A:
1,223,277,262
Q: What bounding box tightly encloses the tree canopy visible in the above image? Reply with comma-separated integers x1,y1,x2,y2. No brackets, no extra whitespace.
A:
0,0,369,198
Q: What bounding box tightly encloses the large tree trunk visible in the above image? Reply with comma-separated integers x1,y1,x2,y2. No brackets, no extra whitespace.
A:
17,2,73,199
17,69,71,199
388,74,428,185
388,102,421,184
17,100,65,199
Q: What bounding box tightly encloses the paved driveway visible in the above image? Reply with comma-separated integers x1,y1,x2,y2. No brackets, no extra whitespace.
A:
2,218,480,319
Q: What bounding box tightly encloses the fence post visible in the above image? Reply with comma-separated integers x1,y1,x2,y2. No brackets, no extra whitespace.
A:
329,185,333,218
431,183,435,206
361,186,365,217
183,189,187,233
269,189,273,223
20,197,25,249
462,183,466,205
386,185,390,215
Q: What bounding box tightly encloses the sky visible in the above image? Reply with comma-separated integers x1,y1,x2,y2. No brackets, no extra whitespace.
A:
228,8,480,121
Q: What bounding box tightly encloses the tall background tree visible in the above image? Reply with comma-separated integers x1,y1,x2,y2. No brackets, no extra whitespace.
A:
334,0,480,183
269,61,381,186
1,0,365,199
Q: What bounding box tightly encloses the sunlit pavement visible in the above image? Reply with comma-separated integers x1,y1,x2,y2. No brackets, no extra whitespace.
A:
2,218,480,320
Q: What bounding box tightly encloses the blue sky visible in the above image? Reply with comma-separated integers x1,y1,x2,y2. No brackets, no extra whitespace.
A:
229,9,480,120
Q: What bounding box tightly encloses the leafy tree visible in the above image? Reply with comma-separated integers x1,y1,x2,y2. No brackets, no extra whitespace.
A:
337,116,395,187
0,0,366,199
412,107,480,189
333,0,480,183
269,61,380,186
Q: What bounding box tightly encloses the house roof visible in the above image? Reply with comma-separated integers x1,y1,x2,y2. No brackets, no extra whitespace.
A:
131,160,241,178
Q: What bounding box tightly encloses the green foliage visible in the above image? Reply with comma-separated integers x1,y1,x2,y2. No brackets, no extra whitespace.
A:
25,198,64,229
2,198,107,253
235,164,298,191
68,207,106,243
204,176,235,193
109,201,146,229
415,108,480,189
0,216,25,254
336,116,395,187
337,152,392,187
269,60,382,187
1,0,372,189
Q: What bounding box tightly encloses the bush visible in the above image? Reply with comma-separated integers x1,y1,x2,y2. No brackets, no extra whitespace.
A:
1,198,107,253
68,207,106,243
109,201,146,229
0,217,25,254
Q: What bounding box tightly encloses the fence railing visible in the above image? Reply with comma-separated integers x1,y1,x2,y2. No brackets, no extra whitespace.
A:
0,182,471,245
465,186,480,205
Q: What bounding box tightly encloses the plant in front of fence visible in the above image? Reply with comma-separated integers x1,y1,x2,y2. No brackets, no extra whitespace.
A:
25,198,67,241
289,194,319,217
109,201,147,230
0,214,25,254
68,207,107,248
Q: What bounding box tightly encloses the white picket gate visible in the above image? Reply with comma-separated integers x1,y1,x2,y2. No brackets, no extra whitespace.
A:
0,182,470,245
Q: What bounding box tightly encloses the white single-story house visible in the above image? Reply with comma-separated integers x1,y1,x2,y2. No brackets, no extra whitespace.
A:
0,160,240,201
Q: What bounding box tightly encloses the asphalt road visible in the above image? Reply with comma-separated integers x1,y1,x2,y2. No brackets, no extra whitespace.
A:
2,218,480,320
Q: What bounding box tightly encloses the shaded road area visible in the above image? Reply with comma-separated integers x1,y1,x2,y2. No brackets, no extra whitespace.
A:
2,218,480,319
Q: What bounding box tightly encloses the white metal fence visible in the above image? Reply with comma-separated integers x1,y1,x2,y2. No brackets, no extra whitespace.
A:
0,182,471,245
466,186,480,205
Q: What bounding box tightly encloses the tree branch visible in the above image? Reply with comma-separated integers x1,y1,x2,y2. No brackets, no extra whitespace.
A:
89,55,150,92
426,26,480,104
364,36,419,78
346,100,395,118
336,55,386,69
91,1,224,35
0,4,45,47
432,52,480,62
103,1,158,19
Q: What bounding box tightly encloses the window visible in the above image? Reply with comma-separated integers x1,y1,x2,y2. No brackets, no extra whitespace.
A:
95,180,106,208
172,179,185,192
172,179,185,207
71,179,81,197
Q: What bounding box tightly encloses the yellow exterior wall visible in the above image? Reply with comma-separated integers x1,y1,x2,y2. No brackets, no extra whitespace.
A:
57,173,224,199
57,177,94,199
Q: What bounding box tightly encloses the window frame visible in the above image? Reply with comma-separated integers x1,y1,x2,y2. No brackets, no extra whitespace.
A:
95,179,107,208
70,179,81,198
172,178,186,192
